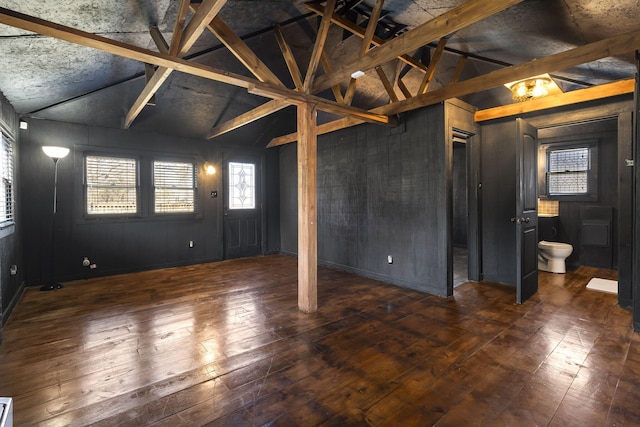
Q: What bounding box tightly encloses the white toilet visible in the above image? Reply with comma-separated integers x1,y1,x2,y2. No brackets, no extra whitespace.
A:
538,240,573,273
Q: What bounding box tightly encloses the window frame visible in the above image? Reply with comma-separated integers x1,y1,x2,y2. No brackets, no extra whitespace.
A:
539,139,598,202
84,153,141,218
0,130,15,230
152,158,198,215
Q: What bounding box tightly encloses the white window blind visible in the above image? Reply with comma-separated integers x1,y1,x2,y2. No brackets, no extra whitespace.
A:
85,155,138,214
153,161,196,213
547,147,589,195
0,132,14,224
229,162,255,210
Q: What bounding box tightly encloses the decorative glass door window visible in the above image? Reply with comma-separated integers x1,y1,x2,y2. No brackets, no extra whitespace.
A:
229,162,255,209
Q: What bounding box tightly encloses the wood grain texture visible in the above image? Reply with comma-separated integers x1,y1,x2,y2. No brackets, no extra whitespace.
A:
311,0,524,93
474,79,635,122
297,102,318,313
0,255,635,425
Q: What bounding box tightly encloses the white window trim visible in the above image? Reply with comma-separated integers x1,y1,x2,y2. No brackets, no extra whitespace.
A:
85,155,139,216
153,160,197,214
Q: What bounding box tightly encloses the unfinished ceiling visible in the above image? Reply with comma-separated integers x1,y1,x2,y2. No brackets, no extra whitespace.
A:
0,0,637,144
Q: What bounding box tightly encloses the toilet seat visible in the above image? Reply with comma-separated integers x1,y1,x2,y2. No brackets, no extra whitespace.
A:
538,240,572,250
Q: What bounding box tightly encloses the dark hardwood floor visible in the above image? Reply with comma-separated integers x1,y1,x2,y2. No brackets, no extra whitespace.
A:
0,255,638,426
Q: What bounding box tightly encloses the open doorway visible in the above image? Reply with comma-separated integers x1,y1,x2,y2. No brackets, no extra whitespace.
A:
452,138,468,287
450,128,481,290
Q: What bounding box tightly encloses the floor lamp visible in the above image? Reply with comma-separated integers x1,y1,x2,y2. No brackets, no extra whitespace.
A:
41,146,70,291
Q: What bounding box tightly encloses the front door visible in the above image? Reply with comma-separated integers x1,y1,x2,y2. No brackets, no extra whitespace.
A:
223,155,262,259
514,118,539,303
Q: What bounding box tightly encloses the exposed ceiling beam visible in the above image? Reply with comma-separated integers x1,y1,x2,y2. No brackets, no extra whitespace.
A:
0,7,254,87
247,82,392,125
193,6,284,86
124,0,228,128
449,55,467,85
0,7,258,96
304,2,427,73
417,37,447,95
149,25,169,54
375,66,399,103
377,29,640,117
474,79,635,122
274,24,304,90
320,52,345,104
207,99,290,139
179,0,227,53
311,0,524,93
0,6,387,131
267,117,364,148
342,0,384,105
359,0,384,55
169,0,191,56
267,29,640,147
303,0,337,92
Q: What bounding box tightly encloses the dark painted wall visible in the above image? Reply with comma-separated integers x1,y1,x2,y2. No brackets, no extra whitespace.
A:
19,118,279,286
0,92,23,342
280,104,450,296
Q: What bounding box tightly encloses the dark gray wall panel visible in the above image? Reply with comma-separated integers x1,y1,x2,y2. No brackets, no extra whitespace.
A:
19,119,278,285
539,120,619,269
0,92,22,338
279,105,449,296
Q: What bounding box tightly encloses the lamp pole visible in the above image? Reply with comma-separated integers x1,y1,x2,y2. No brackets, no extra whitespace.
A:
41,146,70,291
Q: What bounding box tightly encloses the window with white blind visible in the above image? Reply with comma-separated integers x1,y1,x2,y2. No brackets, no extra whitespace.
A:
0,132,14,225
153,160,197,213
544,141,597,201
85,155,138,215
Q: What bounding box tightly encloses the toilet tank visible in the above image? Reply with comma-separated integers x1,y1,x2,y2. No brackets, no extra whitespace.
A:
538,215,558,241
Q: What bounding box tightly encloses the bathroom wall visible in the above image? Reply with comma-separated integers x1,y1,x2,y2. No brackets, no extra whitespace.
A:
538,118,619,269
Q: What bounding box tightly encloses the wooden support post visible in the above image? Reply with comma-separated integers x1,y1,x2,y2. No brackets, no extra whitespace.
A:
297,102,318,313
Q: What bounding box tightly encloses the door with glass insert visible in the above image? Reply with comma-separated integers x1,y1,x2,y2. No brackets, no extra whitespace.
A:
223,156,262,259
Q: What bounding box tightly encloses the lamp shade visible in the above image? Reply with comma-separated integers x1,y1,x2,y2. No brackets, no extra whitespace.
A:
42,146,70,159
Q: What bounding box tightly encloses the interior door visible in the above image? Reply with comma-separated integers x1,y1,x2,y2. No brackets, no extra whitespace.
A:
223,155,262,259
481,118,538,303
515,118,539,303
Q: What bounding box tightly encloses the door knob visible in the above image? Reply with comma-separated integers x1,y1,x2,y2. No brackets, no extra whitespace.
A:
522,217,530,223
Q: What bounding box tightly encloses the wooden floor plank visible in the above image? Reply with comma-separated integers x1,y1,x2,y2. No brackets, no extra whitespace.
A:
0,255,636,425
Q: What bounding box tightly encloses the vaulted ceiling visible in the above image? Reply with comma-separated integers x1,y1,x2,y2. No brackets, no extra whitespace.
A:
0,0,637,145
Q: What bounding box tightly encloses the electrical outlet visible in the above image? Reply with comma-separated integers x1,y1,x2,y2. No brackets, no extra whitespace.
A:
388,255,393,264
10,265,17,275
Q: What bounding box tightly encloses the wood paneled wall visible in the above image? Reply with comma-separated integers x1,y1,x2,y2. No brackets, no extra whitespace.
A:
18,119,279,286
279,104,451,296
0,92,22,338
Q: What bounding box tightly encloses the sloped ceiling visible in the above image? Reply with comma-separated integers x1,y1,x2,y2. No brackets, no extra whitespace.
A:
0,0,637,144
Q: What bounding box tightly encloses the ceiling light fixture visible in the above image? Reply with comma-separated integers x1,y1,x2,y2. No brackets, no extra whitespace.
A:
350,70,365,79
508,77,551,102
